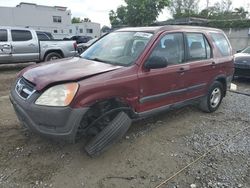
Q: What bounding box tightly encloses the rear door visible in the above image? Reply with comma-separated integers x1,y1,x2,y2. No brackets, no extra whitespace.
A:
180,32,215,100
138,32,187,112
10,29,39,62
0,29,12,63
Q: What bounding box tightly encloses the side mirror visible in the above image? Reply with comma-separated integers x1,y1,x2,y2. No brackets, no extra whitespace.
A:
144,56,168,69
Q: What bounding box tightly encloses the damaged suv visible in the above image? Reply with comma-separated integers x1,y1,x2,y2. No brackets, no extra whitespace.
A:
10,26,234,156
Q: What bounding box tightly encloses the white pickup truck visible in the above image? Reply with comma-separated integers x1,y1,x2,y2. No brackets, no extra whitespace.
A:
0,27,77,64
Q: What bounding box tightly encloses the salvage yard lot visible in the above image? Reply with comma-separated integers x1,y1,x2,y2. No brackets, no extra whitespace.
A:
0,64,249,188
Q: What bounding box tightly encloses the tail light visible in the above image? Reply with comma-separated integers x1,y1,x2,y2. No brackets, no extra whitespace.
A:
73,42,77,51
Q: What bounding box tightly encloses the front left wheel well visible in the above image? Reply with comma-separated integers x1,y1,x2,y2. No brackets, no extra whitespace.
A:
75,98,135,140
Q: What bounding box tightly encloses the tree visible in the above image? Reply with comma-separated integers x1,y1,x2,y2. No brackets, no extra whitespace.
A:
101,25,111,33
83,18,91,22
234,7,248,19
109,0,170,27
71,17,82,23
169,0,200,19
109,5,128,26
169,0,248,20
72,17,91,23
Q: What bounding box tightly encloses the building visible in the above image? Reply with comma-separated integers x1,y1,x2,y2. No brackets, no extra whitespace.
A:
0,2,101,39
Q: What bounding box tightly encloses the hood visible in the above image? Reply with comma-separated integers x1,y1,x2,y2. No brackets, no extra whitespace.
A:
22,57,122,91
234,53,250,64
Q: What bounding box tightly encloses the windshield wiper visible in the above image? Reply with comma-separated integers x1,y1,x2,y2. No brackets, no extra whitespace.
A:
87,57,111,64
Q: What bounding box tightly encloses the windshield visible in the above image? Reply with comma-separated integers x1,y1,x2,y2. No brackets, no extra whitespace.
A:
242,46,250,54
81,31,153,66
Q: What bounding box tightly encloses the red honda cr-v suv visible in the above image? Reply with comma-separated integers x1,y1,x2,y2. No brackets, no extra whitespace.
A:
10,26,234,156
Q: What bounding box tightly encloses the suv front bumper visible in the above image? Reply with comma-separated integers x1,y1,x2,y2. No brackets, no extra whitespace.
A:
10,86,89,143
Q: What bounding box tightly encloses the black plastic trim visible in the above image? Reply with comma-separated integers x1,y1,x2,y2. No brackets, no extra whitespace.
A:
139,83,206,104
137,95,204,118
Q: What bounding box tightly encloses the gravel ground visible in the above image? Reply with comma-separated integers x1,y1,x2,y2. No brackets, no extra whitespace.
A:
0,64,249,188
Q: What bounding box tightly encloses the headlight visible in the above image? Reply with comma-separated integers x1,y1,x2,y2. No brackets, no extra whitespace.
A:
35,83,79,107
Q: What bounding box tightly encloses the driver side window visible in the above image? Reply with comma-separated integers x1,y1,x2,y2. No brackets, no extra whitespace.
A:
150,33,184,65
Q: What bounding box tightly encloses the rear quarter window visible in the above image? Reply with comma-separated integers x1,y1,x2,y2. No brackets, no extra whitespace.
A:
11,30,32,41
210,32,231,57
0,29,8,42
37,33,49,41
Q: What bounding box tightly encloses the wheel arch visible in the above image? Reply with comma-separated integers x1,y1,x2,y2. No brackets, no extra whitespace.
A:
74,97,136,141
213,75,227,97
43,49,64,61
84,97,136,118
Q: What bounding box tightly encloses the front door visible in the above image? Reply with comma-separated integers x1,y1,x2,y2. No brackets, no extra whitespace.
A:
138,32,187,113
0,29,12,64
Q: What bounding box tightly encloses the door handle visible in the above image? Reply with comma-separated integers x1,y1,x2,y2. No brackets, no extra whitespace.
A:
28,43,35,47
177,67,187,73
211,61,216,68
2,44,11,48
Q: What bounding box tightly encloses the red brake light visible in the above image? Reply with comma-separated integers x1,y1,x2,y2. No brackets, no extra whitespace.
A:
73,42,77,51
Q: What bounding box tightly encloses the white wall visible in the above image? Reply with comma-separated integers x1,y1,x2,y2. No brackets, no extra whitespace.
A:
69,22,101,38
0,3,101,39
223,28,250,53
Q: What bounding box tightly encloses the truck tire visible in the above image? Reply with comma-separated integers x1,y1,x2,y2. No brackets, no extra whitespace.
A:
199,81,224,113
85,111,132,157
77,47,84,54
44,52,62,62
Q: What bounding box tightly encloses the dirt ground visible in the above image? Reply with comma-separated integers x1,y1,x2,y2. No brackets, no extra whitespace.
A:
0,64,249,188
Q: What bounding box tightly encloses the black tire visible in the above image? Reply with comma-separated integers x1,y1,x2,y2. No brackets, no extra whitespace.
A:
44,52,62,62
85,112,132,157
199,81,224,113
77,47,84,54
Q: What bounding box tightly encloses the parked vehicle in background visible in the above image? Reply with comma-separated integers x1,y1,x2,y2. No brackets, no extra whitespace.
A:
64,35,93,44
234,46,250,78
10,26,234,156
36,31,54,40
77,38,98,54
0,27,77,64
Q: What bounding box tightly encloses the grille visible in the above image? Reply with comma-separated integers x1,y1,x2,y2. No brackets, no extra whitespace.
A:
15,78,36,100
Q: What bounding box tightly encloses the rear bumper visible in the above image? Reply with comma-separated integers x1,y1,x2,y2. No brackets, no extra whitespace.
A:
10,86,89,143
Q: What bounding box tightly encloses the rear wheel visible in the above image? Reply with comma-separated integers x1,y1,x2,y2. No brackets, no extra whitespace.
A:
199,81,224,113
44,52,62,62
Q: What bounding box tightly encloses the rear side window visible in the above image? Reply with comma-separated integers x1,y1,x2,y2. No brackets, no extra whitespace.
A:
186,33,212,61
37,33,49,40
0,29,8,42
210,32,230,57
11,30,32,41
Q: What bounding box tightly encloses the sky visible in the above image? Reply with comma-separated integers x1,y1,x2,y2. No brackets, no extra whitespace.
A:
0,0,249,27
